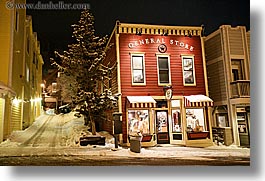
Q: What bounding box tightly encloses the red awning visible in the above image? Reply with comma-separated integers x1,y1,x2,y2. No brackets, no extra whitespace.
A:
127,96,156,108
184,95,214,107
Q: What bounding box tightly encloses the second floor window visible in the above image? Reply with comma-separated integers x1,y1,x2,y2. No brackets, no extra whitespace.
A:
182,55,196,86
131,54,145,85
231,59,244,81
15,11,19,32
157,55,171,85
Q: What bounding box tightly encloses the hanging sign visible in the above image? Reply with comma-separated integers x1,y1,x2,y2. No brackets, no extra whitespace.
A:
165,89,173,100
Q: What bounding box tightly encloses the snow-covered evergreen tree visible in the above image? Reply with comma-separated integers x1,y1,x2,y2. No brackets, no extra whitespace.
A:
52,10,119,135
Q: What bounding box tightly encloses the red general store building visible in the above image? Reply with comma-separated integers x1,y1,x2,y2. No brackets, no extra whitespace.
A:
103,22,214,147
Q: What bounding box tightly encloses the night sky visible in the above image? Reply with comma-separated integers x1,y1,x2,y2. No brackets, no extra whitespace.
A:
25,0,250,69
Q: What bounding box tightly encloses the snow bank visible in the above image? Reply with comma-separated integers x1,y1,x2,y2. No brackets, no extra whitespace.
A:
0,111,115,149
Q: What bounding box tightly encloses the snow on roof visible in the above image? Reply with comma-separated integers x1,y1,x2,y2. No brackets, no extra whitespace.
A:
184,95,213,102
127,96,156,103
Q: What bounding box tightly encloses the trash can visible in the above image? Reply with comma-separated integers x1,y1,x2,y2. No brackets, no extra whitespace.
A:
129,134,142,153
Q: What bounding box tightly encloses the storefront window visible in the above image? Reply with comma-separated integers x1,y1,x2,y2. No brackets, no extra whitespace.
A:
171,100,182,133
128,110,149,135
172,109,181,133
216,113,229,127
186,108,205,132
237,112,247,133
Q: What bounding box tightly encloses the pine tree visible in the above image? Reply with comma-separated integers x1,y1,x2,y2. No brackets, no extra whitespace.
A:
52,10,120,135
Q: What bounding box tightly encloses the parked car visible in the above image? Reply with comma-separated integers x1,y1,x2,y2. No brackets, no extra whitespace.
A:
59,104,71,114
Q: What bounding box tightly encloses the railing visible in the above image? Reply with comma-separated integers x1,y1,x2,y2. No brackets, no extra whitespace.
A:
230,80,250,98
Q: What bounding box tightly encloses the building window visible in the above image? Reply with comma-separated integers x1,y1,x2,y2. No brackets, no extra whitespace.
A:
171,100,182,133
186,108,205,132
128,110,149,135
15,11,19,32
26,65,29,82
107,64,112,89
231,59,244,81
36,57,39,70
26,36,30,54
32,75,35,88
33,52,36,64
216,113,229,127
232,69,239,81
182,55,196,86
52,83,57,93
157,54,171,85
131,54,146,85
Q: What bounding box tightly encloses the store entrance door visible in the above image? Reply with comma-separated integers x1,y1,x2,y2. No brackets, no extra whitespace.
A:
156,110,170,144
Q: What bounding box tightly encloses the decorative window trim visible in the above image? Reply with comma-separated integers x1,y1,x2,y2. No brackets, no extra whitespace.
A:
181,55,196,86
156,54,171,86
130,53,146,86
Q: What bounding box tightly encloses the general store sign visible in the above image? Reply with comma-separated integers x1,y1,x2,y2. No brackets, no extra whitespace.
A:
128,37,194,51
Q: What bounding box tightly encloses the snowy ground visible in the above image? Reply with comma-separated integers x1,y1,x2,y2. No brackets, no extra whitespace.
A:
0,111,115,149
0,112,250,165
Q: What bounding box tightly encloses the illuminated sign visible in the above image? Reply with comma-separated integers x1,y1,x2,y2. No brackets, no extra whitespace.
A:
128,37,194,51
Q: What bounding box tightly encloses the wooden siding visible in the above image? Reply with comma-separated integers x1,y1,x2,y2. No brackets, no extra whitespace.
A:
205,34,222,61
207,60,227,102
119,33,206,142
228,29,244,56
104,35,118,95
246,31,250,56
0,99,3,141
119,34,206,96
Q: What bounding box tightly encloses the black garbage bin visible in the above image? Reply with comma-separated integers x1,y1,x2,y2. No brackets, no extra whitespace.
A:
130,135,142,153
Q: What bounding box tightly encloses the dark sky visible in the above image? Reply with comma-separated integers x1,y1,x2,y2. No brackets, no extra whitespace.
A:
26,0,250,66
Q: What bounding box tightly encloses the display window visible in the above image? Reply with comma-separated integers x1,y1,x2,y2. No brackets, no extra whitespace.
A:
237,112,247,134
171,100,182,133
172,109,182,133
216,113,229,127
186,108,205,132
128,110,150,135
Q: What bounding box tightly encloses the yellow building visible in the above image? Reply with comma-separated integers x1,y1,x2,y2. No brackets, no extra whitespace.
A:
204,25,250,147
0,0,43,142
24,15,44,128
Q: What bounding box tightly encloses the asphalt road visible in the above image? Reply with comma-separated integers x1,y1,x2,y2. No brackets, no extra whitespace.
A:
0,155,250,166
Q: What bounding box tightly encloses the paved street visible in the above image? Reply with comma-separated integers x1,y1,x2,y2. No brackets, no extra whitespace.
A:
0,113,250,166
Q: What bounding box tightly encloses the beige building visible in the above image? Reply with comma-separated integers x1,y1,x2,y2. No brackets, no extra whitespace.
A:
204,25,250,147
0,0,43,142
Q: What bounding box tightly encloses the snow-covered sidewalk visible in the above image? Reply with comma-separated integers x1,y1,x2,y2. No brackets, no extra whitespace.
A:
0,112,250,160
